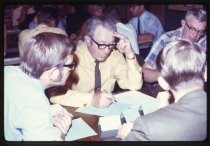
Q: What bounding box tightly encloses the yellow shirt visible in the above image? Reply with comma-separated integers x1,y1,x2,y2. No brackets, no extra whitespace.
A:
50,43,143,107
18,24,67,57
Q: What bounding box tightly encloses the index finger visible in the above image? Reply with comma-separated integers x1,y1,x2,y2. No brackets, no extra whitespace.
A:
113,31,126,39
106,94,117,102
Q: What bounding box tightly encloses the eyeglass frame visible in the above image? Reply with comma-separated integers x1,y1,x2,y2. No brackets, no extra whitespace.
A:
185,20,206,36
63,62,76,70
90,37,117,50
48,62,75,82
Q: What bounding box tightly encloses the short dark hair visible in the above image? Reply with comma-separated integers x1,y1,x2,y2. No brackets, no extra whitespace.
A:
37,6,58,25
104,6,121,22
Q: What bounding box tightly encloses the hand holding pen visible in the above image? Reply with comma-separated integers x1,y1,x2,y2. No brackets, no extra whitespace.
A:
91,89,116,108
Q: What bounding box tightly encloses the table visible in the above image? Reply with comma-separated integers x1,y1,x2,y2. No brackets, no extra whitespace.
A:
60,54,163,141
138,41,153,60
63,86,158,141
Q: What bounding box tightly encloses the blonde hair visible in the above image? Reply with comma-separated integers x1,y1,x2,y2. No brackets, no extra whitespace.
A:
156,39,206,90
20,32,73,78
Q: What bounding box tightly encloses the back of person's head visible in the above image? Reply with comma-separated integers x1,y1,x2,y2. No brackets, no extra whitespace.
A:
20,32,74,78
37,6,58,26
88,5,105,16
185,8,207,22
104,6,121,23
156,39,206,91
85,16,116,37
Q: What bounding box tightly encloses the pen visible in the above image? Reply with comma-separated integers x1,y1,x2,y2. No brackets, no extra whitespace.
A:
103,90,117,102
139,105,144,116
106,96,117,103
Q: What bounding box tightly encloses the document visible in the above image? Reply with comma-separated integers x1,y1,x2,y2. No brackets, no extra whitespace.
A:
76,102,131,117
98,115,121,138
121,105,142,122
65,118,97,141
114,90,160,115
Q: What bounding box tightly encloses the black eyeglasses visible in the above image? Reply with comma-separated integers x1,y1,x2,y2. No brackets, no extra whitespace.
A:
185,20,206,36
90,37,116,50
63,62,76,70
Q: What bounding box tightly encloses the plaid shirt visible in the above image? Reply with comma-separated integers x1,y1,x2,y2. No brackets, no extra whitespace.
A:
145,27,206,66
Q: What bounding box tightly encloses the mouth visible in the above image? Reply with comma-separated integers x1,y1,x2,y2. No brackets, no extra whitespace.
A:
100,55,106,59
98,54,108,61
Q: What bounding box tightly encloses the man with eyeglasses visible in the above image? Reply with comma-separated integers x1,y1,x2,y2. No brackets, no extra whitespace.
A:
142,8,207,84
50,16,143,108
4,32,75,141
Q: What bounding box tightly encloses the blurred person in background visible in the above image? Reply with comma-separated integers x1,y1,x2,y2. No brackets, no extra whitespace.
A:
77,4,106,45
18,6,67,58
104,6,140,55
128,4,164,59
12,5,35,29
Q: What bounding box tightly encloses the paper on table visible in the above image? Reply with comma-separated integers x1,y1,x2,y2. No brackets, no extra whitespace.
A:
114,90,160,115
122,105,141,122
76,102,131,117
98,115,121,138
65,118,97,141
99,115,121,131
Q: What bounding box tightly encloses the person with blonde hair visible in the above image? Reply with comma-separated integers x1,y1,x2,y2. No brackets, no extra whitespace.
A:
117,39,206,141
5,32,75,141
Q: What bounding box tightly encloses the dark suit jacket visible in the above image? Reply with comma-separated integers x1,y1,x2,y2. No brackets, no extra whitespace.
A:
125,89,207,141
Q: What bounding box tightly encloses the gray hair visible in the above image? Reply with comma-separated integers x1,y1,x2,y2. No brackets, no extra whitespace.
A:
156,39,206,91
185,8,207,22
20,32,74,78
85,16,116,37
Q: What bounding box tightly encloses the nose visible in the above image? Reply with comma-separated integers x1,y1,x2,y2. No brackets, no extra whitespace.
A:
104,46,111,54
192,31,200,39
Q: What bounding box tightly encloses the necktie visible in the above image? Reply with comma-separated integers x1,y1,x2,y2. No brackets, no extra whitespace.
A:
94,60,101,91
137,18,141,35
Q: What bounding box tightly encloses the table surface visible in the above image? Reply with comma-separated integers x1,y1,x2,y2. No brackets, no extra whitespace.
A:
63,86,159,141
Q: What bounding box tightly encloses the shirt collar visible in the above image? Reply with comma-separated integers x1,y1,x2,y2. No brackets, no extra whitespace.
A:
82,44,96,64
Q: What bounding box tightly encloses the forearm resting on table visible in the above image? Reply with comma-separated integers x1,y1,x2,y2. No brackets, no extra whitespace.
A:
142,64,159,83
50,90,93,107
138,33,154,43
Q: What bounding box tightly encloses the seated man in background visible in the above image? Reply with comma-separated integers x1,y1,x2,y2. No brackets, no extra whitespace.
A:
128,4,164,59
50,16,143,108
116,39,207,141
12,5,35,29
143,8,207,83
77,4,106,45
4,32,75,141
18,6,67,57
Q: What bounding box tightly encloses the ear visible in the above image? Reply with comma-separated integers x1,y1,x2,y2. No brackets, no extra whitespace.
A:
84,35,91,44
39,67,60,87
181,19,185,28
48,67,60,82
158,76,170,91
